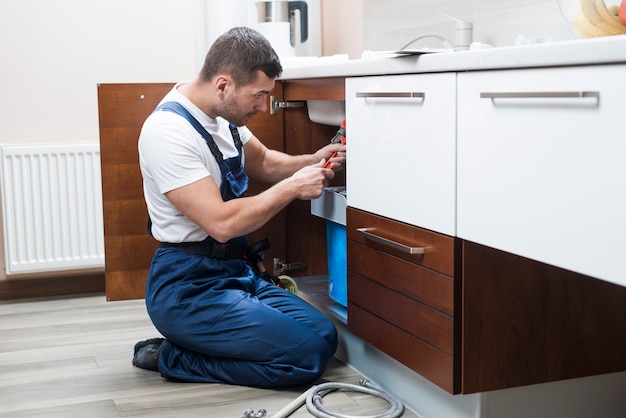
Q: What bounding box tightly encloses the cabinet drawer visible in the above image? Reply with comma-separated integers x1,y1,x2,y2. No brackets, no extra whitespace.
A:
348,240,454,316
348,304,456,393
349,272,454,354
347,207,456,276
346,73,456,235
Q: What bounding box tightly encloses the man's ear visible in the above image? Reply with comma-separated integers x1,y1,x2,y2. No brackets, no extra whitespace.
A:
214,74,232,97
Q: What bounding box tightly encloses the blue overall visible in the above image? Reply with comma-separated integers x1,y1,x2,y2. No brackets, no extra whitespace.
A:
144,102,338,388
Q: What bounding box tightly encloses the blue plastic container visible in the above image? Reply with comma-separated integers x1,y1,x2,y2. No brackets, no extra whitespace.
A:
326,220,347,306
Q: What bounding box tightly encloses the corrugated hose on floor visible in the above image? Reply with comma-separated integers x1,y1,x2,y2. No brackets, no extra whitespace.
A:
242,379,404,418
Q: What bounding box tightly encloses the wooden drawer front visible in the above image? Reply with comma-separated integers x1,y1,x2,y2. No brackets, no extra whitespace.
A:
349,272,454,354
348,240,453,316
347,207,455,276
349,304,456,393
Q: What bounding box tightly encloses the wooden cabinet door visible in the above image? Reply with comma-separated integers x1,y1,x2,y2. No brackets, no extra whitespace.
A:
98,82,286,301
98,83,171,301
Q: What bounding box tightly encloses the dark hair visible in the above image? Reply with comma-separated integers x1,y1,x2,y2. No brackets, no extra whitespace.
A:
199,27,283,86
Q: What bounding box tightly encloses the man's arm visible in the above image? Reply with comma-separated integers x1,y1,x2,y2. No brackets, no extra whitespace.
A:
165,159,334,243
243,135,346,184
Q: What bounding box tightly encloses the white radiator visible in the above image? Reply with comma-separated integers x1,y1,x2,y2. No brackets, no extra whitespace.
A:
0,143,105,275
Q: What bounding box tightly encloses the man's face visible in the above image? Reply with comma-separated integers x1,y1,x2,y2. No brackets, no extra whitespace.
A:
220,70,275,127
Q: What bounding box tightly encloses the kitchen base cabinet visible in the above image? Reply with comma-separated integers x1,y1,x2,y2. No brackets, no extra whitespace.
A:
339,55,626,414
453,63,626,393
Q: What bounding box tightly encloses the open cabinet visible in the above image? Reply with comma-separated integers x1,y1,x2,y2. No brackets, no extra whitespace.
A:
97,78,344,301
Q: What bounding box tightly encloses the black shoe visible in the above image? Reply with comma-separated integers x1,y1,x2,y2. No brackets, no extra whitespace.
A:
132,338,165,371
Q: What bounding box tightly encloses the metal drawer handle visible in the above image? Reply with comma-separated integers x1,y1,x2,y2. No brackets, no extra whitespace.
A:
356,92,426,99
356,228,427,255
480,91,599,99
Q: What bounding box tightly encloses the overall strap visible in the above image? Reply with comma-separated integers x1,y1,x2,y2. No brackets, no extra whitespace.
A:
157,101,224,163
229,124,243,151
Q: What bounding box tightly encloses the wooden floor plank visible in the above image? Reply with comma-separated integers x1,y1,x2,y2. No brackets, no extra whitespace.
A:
0,295,417,417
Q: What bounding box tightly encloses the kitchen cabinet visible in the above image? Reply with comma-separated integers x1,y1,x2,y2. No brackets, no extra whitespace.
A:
456,64,626,393
345,73,460,393
345,64,626,395
98,79,343,301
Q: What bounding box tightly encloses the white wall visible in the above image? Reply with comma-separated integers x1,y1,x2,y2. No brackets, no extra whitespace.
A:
322,0,364,59
0,0,338,147
203,0,252,65
0,0,201,145
363,0,574,51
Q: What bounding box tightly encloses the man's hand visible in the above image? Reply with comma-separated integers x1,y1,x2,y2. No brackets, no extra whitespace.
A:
314,143,346,172
290,160,335,200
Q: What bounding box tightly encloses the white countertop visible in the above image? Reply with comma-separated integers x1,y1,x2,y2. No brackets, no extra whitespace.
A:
280,35,626,79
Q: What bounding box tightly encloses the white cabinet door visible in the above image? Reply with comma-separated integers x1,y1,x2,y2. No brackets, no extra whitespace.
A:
346,73,456,236
457,64,626,287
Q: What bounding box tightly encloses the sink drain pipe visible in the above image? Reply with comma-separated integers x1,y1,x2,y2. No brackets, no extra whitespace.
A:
269,379,404,418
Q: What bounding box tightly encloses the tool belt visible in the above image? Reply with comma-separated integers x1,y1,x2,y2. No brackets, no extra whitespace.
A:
159,240,246,259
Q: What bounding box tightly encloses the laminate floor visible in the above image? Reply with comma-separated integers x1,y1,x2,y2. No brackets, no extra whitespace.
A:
0,294,418,417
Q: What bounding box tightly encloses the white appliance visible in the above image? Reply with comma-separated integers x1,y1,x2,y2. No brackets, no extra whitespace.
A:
253,0,321,59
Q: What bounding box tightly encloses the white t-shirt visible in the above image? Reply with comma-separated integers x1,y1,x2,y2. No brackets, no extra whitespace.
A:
138,83,252,242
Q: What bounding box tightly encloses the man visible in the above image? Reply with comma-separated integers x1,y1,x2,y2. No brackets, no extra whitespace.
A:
132,26,345,389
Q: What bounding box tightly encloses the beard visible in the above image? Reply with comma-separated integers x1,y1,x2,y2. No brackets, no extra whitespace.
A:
219,94,258,127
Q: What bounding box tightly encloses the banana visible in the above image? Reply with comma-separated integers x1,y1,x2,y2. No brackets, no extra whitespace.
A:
572,0,609,37
582,0,616,35
592,0,626,34
574,0,621,37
